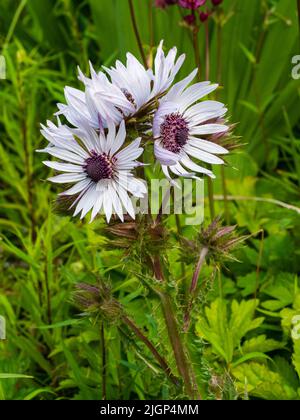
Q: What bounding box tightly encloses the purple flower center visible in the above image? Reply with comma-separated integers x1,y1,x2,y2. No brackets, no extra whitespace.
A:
160,113,189,154
84,152,114,182
121,88,136,107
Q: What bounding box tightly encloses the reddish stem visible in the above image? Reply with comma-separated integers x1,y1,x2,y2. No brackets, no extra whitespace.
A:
128,0,148,68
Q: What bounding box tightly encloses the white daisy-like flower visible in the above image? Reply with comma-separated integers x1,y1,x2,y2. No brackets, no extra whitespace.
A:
38,120,146,222
57,41,185,129
57,69,134,129
153,69,229,181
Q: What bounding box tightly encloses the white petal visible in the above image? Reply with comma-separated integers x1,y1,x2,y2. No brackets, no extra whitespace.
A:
40,123,88,158
185,145,224,165
180,155,215,177
188,137,229,155
70,124,101,153
160,165,180,187
103,190,113,222
80,185,98,219
48,173,86,183
110,120,126,156
170,162,197,179
73,184,96,218
115,138,142,162
43,161,83,173
151,41,185,97
90,194,104,222
190,124,228,136
164,69,198,103
116,160,139,170
154,141,180,166
184,100,226,121
117,185,135,219
38,147,85,165
186,108,227,127
106,119,116,153
109,185,124,222
178,83,218,111
127,178,147,198
60,179,91,196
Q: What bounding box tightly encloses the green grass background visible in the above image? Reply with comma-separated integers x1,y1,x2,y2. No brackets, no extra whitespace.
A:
0,0,300,400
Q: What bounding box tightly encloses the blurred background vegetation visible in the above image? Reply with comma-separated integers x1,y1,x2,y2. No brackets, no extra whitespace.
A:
0,0,300,400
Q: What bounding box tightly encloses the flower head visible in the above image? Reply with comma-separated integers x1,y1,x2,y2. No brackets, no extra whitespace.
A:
197,218,247,263
181,218,247,265
57,41,185,130
153,69,229,182
38,120,146,222
38,40,233,224
73,282,123,322
179,0,206,9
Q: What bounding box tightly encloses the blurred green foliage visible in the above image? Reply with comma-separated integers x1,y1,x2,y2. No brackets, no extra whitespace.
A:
0,0,300,400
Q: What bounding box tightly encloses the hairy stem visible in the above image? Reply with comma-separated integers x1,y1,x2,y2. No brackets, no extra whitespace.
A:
152,257,200,399
128,0,148,68
175,215,186,282
122,315,180,387
152,255,164,281
157,291,197,398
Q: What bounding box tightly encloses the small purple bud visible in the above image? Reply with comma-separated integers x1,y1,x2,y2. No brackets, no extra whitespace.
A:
199,11,209,22
184,13,196,26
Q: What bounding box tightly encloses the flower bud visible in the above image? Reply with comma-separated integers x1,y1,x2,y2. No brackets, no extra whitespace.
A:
181,218,247,265
199,11,210,22
73,282,123,323
183,14,196,26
